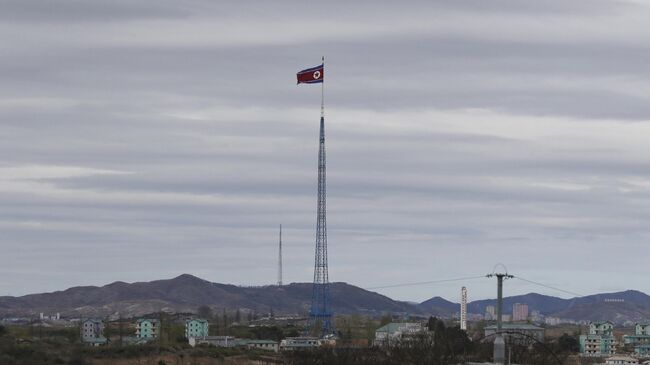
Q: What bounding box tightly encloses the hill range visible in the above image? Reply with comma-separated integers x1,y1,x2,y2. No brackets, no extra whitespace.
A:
1,274,649,324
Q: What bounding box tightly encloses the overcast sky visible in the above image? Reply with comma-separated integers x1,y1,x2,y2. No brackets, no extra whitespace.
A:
2,0,650,303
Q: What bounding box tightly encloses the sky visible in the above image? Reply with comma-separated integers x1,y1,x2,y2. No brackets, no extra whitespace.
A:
2,0,650,303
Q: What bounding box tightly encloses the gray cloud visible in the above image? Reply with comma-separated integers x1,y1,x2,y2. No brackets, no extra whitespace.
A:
1,0,650,302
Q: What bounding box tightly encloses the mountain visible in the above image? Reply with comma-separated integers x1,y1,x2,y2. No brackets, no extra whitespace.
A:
551,301,650,323
0,274,421,318
418,296,458,316
420,290,650,324
3,275,650,324
467,292,568,315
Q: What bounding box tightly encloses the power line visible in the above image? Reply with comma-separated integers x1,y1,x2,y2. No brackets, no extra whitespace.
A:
514,276,583,297
365,275,486,290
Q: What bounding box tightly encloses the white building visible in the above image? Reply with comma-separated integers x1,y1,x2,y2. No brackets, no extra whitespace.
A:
189,335,236,348
605,356,639,365
244,339,279,352
374,322,424,346
81,319,108,346
512,303,529,322
280,337,322,350
485,305,496,321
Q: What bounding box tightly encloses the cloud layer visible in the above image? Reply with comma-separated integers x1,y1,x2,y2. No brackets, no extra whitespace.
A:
1,0,650,302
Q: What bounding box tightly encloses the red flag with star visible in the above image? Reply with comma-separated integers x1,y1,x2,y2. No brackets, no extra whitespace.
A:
297,64,324,84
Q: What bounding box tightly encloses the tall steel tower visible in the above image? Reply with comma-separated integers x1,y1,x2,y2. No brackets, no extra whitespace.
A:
296,58,331,335
277,224,283,286
309,58,332,334
310,113,332,334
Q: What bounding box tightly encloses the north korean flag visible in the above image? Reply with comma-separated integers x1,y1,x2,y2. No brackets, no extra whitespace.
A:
297,64,324,84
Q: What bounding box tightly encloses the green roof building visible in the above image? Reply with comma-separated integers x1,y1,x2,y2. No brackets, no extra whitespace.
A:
185,318,209,339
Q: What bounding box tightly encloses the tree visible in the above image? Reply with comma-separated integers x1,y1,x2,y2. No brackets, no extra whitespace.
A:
379,314,392,327
427,316,438,331
557,333,579,353
197,305,212,319
222,309,229,335
235,309,241,323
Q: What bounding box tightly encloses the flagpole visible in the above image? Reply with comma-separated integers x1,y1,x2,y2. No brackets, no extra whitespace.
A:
321,56,325,119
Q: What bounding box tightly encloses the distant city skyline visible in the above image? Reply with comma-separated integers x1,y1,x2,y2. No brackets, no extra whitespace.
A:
2,0,650,302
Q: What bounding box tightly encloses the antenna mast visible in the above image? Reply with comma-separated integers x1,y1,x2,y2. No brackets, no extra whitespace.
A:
278,224,283,286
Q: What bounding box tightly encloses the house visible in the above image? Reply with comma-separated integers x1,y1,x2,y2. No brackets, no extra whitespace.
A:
185,318,209,339
580,321,617,357
280,337,322,350
189,335,236,348
373,322,424,346
135,319,159,339
80,319,108,346
243,339,279,352
484,323,544,345
605,356,639,365
623,322,650,356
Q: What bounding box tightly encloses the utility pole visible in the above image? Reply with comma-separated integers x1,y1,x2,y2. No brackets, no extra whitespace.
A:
487,269,513,365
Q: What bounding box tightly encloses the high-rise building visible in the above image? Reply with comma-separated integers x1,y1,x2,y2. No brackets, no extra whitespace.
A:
512,303,529,322
485,305,496,321
460,287,468,331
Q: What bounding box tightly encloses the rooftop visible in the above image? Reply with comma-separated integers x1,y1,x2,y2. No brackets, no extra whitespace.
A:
376,322,422,333
485,324,543,331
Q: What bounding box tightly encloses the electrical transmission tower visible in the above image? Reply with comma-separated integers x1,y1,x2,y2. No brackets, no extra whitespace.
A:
309,112,333,335
487,265,514,365
278,224,283,286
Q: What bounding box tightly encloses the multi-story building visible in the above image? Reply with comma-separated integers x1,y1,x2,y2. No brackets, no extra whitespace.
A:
512,303,529,322
81,319,108,346
623,322,650,356
373,322,424,346
185,318,209,339
136,318,160,339
485,305,496,321
580,321,617,357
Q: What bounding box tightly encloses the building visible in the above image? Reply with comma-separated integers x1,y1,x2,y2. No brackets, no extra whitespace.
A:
188,336,279,352
81,319,108,346
244,339,279,352
580,321,617,357
605,356,639,365
185,318,209,339
374,322,424,346
545,316,563,326
460,287,468,331
280,337,322,350
485,305,496,321
135,318,160,339
512,303,529,322
189,335,236,348
530,310,543,323
623,322,650,356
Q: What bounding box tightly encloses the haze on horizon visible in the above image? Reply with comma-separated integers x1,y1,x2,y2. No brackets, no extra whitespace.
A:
2,0,650,303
